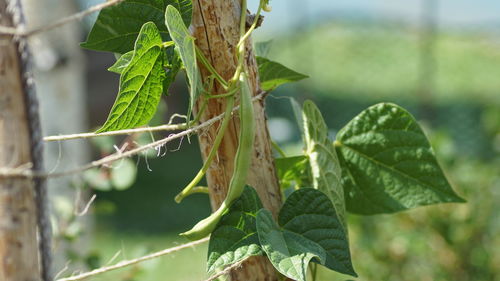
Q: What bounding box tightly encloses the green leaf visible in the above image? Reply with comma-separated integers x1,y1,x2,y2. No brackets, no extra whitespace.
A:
165,5,201,120
117,47,182,96
175,0,193,23
207,186,263,273
108,51,134,74
81,0,192,54
256,189,356,281
96,22,166,133
163,47,182,95
254,40,273,57
279,189,356,276
335,103,466,215
257,210,325,281
257,56,308,91
302,100,347,230
111,158,137,190
275,156,310,189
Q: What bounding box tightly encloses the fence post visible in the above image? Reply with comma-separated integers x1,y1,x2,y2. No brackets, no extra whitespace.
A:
0,0,49,280
192,1,282,280
22,0,90,272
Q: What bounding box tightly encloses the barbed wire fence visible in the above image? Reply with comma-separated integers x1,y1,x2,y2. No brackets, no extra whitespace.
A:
0,1,255,280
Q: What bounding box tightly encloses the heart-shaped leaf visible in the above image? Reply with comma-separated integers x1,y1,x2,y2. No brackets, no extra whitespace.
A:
257,209,326,281
207,186,263,273
81,0,192,54
257,189,357,281
302,100,347,230
335,103,466,215
96,22,165,132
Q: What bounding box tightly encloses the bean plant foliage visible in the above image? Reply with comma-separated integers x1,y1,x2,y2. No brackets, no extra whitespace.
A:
83,0,465,280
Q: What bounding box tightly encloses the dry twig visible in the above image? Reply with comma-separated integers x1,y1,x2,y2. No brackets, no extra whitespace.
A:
56,238,209,281
44,123,187,142
0,92,267,179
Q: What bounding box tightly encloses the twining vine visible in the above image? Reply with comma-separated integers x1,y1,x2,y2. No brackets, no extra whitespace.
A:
0,0,466,280
76,0,466,280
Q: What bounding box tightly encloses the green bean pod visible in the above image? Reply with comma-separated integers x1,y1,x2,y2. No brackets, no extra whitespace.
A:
175,96,235,203
181,72,255,240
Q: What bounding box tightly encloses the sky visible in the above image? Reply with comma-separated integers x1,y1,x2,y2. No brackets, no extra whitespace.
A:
254,0,500,32
79,0,500,32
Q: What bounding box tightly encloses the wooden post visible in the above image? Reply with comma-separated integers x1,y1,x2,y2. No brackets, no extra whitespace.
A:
192,1,282,280
22,0,90,272
0,0,45,280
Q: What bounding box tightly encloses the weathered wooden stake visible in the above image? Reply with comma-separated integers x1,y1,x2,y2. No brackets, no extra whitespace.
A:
192,1,282,280
0,0,48,280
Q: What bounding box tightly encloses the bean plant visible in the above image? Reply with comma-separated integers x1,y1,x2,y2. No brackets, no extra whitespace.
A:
82,0,465,280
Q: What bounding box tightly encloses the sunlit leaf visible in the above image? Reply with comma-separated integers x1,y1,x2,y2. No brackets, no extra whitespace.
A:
257,57,308,91
336,103,466,215
96,22,165,132
275,156,310,189
257,189,356,281
207,186,263,273
108,51,134,74
302,100,347,230
165,5,202,120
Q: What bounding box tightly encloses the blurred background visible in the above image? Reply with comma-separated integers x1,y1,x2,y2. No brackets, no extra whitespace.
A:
24,0,499,280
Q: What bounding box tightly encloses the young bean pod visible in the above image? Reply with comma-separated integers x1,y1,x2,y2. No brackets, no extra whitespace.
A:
181,72,255,240
175,95,235,203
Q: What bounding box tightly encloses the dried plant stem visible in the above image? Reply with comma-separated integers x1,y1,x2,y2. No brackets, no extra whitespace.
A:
0,92,266,180
56,238,209,281
44,123,187,142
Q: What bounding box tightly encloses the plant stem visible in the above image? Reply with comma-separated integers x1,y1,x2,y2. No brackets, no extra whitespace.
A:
192,97,208,124
161,41,175,48
179,186,209,197
43,123,188,142
226,0,248,88
239,0,248,38
195,45,228,88
175,96,235,203
206,87,239,99
271,141,287,158
237,1,264,49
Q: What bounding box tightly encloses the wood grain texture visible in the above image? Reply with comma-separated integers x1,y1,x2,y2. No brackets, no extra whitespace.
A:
0,0,42,280
191,1,282,280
